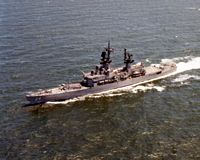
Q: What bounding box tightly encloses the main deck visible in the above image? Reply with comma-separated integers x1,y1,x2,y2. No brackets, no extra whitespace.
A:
26,63,175,98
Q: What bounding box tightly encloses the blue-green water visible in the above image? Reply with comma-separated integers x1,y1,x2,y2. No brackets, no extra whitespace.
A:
0,0,200,159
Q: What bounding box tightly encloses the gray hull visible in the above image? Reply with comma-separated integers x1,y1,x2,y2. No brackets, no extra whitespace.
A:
26,65,176,105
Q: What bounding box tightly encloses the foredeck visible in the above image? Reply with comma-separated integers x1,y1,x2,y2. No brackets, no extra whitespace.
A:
27,83,88,96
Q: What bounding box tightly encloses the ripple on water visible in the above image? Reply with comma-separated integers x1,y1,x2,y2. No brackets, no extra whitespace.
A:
0,0,200,159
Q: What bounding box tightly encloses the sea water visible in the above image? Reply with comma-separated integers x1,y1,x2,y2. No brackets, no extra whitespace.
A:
0,0,200,159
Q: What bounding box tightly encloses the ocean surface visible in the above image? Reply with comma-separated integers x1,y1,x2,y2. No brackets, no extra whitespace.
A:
0,0,200,159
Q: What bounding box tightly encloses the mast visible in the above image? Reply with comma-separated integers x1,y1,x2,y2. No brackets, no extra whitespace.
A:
107,40,110,59
105,41,113,66
124,48,134,71
99,41,114,74
124,48,127,61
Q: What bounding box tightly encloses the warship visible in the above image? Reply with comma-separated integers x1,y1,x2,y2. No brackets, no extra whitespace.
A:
26,42,176,105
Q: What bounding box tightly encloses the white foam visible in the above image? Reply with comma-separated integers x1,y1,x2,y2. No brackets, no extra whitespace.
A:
175,57,200,74
88,92,125,98
145,58,150,62
162,56,200,75
172,74,200,83
162,56,192,63
187,7,196,10
186,7,200,11
94,82,166,94
46,92,125,105
134,84,165,93
46,97,85,105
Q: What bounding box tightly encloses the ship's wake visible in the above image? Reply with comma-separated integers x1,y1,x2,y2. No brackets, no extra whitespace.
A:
172,74,200,83
47,56,200,105
163,56,200,74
